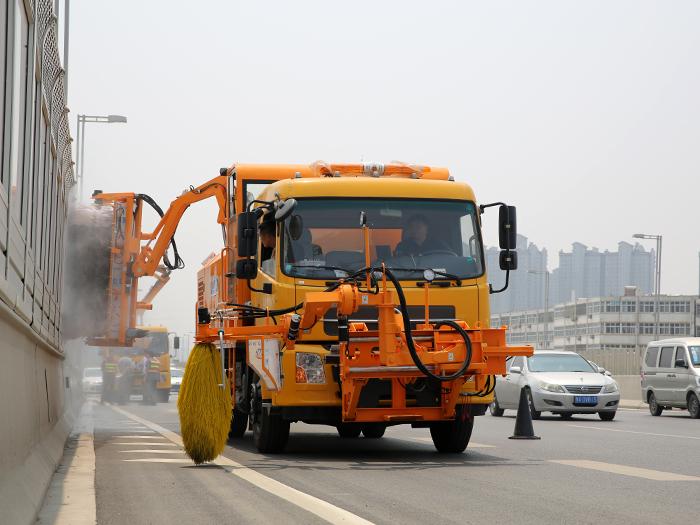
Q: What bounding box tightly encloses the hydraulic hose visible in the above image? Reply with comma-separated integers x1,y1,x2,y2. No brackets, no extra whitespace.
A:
136,194,185,270
380,267,472,382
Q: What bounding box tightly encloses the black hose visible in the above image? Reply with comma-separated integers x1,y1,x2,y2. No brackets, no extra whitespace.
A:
136,194,185,270
381,267,472,382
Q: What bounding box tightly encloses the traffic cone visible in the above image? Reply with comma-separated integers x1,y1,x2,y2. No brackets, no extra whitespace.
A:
509,387,541,440
177,343,232,464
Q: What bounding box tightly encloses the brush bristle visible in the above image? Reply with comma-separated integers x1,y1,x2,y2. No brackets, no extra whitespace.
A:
177,343,232,464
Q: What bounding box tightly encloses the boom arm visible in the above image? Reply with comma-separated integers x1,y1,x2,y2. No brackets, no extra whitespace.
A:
92,175,230,345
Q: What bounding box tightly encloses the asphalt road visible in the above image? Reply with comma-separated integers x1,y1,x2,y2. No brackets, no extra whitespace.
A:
90,397,700,525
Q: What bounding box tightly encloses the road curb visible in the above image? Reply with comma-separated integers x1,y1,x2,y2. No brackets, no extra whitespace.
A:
37,402,97,525
619,399,645,409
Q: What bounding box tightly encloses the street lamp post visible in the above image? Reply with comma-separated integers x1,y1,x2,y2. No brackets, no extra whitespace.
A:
633,233,662,340
528,269,550,348
75,114,128,200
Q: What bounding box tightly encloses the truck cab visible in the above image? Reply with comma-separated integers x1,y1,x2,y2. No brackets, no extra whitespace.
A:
197,164,510,451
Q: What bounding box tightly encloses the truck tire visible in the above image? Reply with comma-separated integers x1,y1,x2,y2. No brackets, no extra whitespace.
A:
336,424,362,438
361,424,386,439
229,408,249,438
253,406,290,453
157,389,170,403
429,405,474,453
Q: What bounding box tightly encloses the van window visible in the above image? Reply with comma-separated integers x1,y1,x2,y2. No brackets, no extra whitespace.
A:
658,347,674,368
689,346,700,367
644,347,659,367
674,348,687,367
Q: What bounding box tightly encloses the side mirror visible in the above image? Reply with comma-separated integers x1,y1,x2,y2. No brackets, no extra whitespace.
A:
235,258,258,280
498,205,517,250
275,199,297,222
173,336,180,350
509,366,522,374
237,212,259,257
675,359,688,369
597,366,606,374
499,250,518,271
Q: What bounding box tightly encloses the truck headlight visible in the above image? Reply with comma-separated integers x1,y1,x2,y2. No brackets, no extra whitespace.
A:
295,353,326,384
539,382,565,393
602,382,619,393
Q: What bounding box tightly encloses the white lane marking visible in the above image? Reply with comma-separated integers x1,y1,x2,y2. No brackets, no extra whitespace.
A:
112,406,375,525
123,458,194,464
550,460,700,481
566,424,700,441
111,442,177,446
119,449,187,454
37,403,97,525
409,437,495,448
102,429,155,433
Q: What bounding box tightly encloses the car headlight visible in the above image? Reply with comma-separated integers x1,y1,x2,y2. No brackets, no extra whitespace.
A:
539,381,565,393
602,382,618,393
295,353,326,384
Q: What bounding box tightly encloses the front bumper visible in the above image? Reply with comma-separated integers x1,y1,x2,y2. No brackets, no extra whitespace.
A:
83,383,102,394
531,389,620,413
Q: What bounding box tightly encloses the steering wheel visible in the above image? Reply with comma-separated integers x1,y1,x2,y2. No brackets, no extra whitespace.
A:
421,249,460,257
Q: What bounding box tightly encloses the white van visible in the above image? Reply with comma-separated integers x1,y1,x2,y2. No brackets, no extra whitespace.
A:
641,338,700,418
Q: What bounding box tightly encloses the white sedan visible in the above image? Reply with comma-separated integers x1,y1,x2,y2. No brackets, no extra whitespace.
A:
490,350,620,421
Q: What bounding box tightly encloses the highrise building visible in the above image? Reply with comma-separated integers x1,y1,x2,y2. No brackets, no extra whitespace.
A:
486,234,548,314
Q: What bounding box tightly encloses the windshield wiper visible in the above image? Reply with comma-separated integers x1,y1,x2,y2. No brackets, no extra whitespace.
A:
288,264,354,277
382,267,462,286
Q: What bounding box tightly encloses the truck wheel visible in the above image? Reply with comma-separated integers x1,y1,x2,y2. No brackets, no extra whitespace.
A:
157,389,170,403
648,392,663,416
688,393,700,419
337,424,362,438
361,424,386,439
253,407,289,453
429,405,474,453
229,408,249,438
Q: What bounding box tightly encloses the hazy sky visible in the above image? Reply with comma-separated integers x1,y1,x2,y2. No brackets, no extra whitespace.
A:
68,1,700,337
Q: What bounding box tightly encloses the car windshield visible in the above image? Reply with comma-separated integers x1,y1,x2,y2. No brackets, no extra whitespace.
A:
84,368,101,378
281,198,483,280
171,369,184,378
689,346,700,367
527,354,596,373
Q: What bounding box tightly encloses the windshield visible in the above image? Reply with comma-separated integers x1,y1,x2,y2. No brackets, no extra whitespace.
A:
527,354,596,373
84,368,101,378
689,346,700,367
134,332,169,356
281,199,483,280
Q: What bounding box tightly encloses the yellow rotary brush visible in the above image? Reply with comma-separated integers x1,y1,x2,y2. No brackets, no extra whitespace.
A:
177,343,231,464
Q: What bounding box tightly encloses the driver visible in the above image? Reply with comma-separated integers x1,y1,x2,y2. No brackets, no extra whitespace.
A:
394,214,446,257
259,220,276,277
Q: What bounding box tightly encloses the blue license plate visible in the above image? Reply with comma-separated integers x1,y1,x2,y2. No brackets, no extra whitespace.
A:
574,395,598,405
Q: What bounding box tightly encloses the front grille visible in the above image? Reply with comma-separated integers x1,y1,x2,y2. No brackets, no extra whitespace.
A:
564,385,602,394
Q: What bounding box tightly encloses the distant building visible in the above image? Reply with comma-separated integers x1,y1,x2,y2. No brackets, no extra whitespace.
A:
491,293,700,374
486,238,655,315
486,234,548,314
551,241,654,304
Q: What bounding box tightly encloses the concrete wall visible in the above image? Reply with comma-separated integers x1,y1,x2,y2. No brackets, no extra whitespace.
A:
615,375,643,402
0,310,84,525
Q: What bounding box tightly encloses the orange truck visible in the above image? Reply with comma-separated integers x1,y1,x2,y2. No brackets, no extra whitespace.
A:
84,162,532,453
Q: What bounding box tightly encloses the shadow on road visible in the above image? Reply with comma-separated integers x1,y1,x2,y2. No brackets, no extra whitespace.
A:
222,432,542,472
